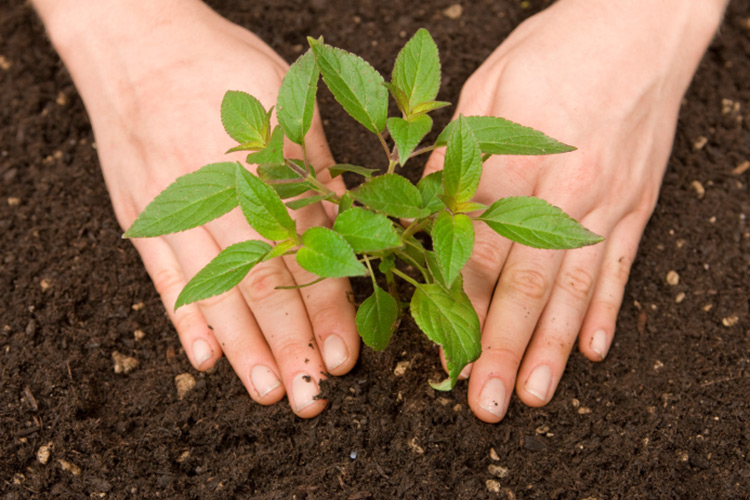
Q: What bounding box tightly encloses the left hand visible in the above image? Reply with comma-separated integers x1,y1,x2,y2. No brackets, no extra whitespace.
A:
423,0,725,422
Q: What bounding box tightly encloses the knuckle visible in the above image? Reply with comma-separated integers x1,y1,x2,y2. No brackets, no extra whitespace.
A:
242,262,290,304
608,254,633,286
556,266,595,301
152,266,185,300
500,265,549,302
468,237,505,277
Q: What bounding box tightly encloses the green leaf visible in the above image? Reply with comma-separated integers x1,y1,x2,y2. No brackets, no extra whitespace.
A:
221,90,269,148
257,162,312,199
338,191,355,213
308,37,388,134
246,126,285,165
378,253,396,274
410,280,481,389
353,173,430,219
175,240,271,309
328,164,379,179
236,164,297,241
263,239,297,261
436,115,575,156
391,28,441,114
425,250,447,288
277,50,319,145
443,115,482,203
333,207,402,253
453,201,487,213
124,162,237,238
296,227,367,278
432,212,475,287
411,100,451,116
417,171,446,214
477,196,604,249
387,115,433,166
384,82,410,116
285,194,330,210
356,285,399,351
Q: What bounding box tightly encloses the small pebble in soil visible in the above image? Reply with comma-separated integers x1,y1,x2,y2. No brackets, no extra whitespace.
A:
40,279,51,292
175,373,197,399
56,91,68,106
675,292,686,303
349,450,358,460
721,98,737,115
7,197,21,206
0,55,11,70
443,4,463,19
489,447,500,461
133,329,145,341
654,360,664,370
732,160,749,176
703,303,713,312
393,360,410,376
408,436,424,454
132,302,145,311
37,442,53,464
690,180,705,199
666,270,680,286
577,407,592,415
58,459,82,476
487,464,509,478
112,351,139,374
692,136,708,150
486,479,501,494
722,315,739,327
176,450,191,463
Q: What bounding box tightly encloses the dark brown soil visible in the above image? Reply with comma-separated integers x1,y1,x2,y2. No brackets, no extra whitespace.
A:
2,1,749,498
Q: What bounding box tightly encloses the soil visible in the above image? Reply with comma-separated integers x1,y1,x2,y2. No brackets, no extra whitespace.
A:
1,0,749,498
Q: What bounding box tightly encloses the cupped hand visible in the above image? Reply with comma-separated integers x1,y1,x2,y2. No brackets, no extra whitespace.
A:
424,0,723,422
52,1,357,417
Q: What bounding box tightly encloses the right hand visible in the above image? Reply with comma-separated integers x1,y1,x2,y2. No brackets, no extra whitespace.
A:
42,0,359,417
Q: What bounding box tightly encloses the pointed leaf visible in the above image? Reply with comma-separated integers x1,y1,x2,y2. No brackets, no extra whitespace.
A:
125,162,237,238
175,240,271,309
285,194,330,210
425,250,448,288
353,173,430,219
387,115,433,166
436,115,575,156
417,171,446,214
246,126,285,165
236,164,297,241
432,212,475,287
453,201,487,213
477,196,604,249
221,90,269,146
411,100,451,116
328,164,379,179
391,28,441,114
356,285,399,351
410,280,481,388
378,253,396,274
384,82,410,116
308,37,388,134
333,207,402,253
443,115,482,203
263,239,297,261
338,191,355,213
277,50,319,144
296,227,367,278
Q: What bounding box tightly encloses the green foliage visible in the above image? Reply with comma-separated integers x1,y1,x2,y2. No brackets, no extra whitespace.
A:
125,29,601,393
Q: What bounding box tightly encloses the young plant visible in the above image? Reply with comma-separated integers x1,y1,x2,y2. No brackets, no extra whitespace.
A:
124,29,602,390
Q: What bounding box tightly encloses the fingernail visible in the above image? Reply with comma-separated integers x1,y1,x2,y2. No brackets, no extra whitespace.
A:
251,365,281,398
525,365,552,402
292,372,320,412
478,378,507,418
591,329,609,360
459,363,473,380
192,338,213,367
323,335,348,371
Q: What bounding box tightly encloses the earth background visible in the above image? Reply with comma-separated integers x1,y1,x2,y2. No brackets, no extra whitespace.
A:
1,0,749,498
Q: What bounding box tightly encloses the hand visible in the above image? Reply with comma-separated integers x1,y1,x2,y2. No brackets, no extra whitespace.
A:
423,0,725,422
38,0,358,417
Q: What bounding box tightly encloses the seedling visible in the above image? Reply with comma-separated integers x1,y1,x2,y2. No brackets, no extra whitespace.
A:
124,30,602,390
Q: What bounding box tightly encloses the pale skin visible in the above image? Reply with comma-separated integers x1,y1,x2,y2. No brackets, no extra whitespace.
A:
33,0,727,421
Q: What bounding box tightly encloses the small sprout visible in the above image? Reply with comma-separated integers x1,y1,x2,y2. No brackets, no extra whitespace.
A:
124,29,601,395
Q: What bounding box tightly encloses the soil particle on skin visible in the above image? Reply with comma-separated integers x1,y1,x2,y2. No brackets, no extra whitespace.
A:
1,0,749,498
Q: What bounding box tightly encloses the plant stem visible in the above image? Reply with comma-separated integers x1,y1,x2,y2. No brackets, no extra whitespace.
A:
387,159,397,175
391,268,421,289
409,144,437,159
285,157,340,203
401,218,429,241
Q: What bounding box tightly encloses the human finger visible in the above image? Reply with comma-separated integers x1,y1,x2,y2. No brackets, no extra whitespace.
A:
130,235,223,371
